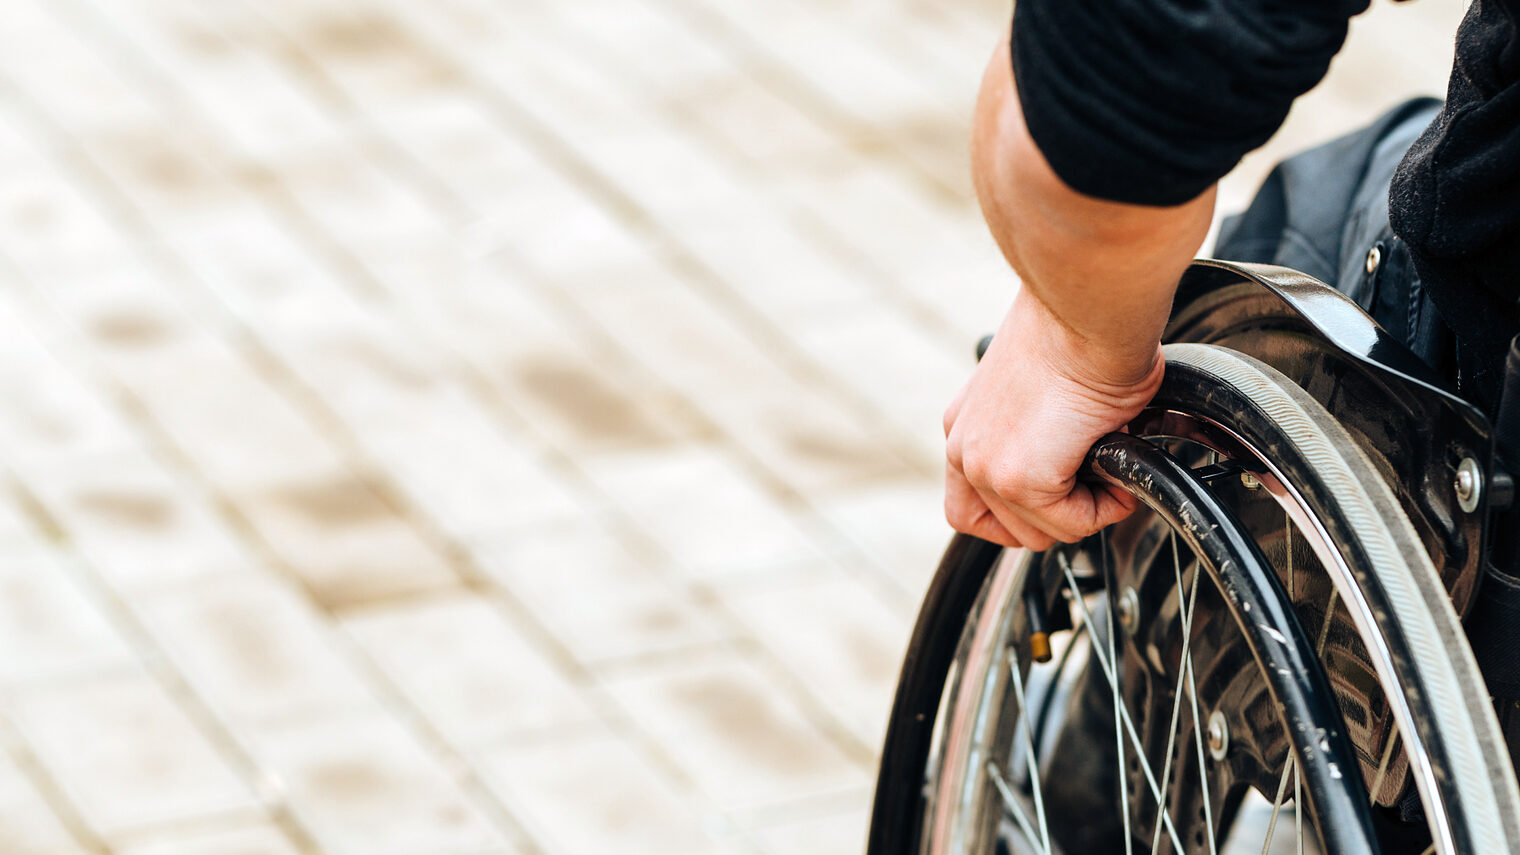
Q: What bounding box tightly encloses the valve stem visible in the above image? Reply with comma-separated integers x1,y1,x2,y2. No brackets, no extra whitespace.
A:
1024,574,1053,663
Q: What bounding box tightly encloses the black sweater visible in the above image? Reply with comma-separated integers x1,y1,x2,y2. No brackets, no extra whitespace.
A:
1013,0,1520,408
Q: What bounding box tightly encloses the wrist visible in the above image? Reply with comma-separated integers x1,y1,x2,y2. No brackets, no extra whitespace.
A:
1006,287,1165,392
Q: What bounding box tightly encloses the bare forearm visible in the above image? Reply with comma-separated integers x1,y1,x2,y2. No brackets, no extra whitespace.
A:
971,36,1216,384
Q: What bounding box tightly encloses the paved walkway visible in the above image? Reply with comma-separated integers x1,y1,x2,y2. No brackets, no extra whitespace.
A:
0,1,1460,853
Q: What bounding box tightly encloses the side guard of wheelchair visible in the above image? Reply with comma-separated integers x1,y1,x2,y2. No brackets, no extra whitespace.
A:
1168,259,1500,618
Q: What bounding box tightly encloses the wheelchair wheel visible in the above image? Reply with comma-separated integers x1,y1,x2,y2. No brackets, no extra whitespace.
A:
868,343,1520,855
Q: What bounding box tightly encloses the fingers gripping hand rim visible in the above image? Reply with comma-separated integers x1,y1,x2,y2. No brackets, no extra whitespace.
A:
941,290,1164,548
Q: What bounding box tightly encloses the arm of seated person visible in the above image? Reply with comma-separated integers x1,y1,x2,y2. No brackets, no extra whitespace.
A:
943,34,1217,550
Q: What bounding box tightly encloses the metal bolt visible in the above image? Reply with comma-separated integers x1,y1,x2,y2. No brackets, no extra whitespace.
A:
1365,245,1382,274
1116,586,1140,634
1240,471,1261,490
1455,457,1483,514
1207,710,1230,761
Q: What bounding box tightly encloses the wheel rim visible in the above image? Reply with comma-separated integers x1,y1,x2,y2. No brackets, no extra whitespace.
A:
919,423,1429,855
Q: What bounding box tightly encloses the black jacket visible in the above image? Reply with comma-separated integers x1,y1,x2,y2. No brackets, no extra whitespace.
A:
1013,0,1520,409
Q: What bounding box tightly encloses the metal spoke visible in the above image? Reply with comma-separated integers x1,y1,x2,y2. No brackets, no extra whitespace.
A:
1286,507,1295,602
1260,756,1297,855
1059,551,1186,855
1104,532,1137,855
1369,728,1403,806
1006,647,1052,855
1173,546,1220,855
987,759,1045,854
1150,529,1201,855
1315,588,1340,657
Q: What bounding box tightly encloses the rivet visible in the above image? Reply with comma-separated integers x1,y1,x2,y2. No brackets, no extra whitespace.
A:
1116,586,1140,634
1455,457,1483,514
1240,471,1261,490
1366,245,1382,274
1207,710,1230,760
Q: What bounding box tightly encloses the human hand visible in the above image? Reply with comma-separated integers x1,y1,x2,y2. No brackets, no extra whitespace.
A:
942,287,1165,550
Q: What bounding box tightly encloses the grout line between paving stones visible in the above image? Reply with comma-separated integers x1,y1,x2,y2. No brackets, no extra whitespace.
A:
4,1,979,849
239,0,942,606
15,5,881,850
0,466,322,855
462,0,985,379
0,699,110,854
631,0,968,205
0,62,552,855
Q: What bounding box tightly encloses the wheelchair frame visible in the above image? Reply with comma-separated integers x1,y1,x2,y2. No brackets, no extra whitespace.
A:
868,260,1520,855
1168,261,1502,618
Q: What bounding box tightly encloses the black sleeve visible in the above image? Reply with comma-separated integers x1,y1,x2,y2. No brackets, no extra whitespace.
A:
1011,0,1370,206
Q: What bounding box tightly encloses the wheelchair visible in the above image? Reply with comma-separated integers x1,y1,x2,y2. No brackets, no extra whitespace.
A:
867,261,1520,855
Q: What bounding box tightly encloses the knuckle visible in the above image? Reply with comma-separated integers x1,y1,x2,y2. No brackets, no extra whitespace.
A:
961,454,994,488
945,442,965,472
943,498,975,533
987,461,1034,502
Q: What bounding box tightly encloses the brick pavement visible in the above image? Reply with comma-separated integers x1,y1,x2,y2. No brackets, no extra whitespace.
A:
0,0,1462,853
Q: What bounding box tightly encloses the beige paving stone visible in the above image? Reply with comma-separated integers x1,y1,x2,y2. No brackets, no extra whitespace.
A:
0,745,92,854
80,0,346,162
469,516,734,666
469,174,651,280
270,10,483,111
6,667,259,838
73,124,241,230
0,2,158,132
561,257,786,398
43,267,205,367
792,306,967,435
716,568,912,745
701,383,928,495
117,822,301,855
604,651,868,810
231,465,460,610
273,151,446,250
666,72,838,162
0,149,137,284
562,122,761,222
0,488,34,545
359,95,542,199
352,245,576,373
749,798,870,855
542,0,736,101
340,380,582,535
475,724,748,855
493,344,698,455
675,0,955,125
24,449,258,590
0,543,134,686
0,300,139,472
249,712,508,855
814,482,954,601
98,333,346,490
581,447,826,577
770,151,976,270
664,210,879,328
251,302,582,533
132,572,380,728
341,591,597,747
